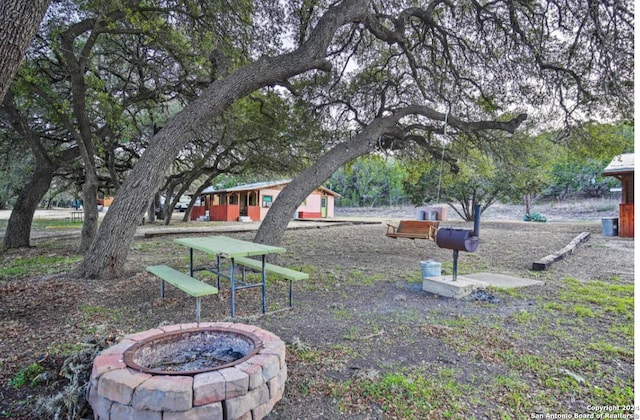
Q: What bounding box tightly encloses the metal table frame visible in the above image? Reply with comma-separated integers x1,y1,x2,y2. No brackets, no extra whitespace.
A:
174,236,285,317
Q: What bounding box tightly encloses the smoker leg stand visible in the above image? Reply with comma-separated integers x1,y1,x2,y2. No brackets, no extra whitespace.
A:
452,249,459,282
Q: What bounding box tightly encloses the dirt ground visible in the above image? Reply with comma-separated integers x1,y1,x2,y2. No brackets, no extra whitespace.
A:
0,200,634,419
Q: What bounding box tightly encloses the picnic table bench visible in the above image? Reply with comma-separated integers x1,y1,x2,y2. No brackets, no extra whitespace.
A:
233,256,309,308
146,264,218,326
386,220,439,241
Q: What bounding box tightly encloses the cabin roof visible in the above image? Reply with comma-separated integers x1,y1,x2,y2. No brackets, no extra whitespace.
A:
603,153,634,177
201,180,341,197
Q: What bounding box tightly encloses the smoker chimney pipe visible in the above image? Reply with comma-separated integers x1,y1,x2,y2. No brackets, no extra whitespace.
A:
472,204,481,237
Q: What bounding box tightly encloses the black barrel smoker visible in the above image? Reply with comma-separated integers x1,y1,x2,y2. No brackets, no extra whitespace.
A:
435,204,481,281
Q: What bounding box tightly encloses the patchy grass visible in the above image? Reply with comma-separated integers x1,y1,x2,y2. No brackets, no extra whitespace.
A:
9,363,45,389
331,365,469,419
346,270,384,285
0,254,81,281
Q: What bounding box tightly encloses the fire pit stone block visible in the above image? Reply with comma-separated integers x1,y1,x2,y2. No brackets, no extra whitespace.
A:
224,383,270,419
235,361,264,389
193,371,226,405
110,402,162,419
88,322,287,420
268,364,288,398
249,353,281,382
132,375,193,411
163,403,223,420
253,399,277,420
91,353,126,377
86,384,113,420
98,368,152,405
260,343,287,368
219,367,250,398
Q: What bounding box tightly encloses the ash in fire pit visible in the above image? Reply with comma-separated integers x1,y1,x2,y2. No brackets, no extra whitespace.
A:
124,327,261,375
149,346,245,372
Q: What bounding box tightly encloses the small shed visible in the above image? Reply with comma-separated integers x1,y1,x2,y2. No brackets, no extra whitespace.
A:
194,180,340,222
602,153,634,237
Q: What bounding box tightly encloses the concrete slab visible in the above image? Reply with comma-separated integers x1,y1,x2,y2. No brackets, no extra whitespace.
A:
461,272,545,289
422,272,544,298
422,275,488,298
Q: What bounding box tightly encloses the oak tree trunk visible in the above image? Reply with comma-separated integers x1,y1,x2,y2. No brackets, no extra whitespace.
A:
524,194,531,215
78,175,99,253
0,0,50,103
147,199,157,224
3,161,55,248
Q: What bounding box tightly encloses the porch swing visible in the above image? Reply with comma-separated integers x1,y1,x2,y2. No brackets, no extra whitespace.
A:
385,109,449,242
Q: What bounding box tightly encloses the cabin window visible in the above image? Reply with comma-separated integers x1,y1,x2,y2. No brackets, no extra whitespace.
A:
262,195,273,207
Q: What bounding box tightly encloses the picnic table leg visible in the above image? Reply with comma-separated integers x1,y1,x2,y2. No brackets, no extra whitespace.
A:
189,248,194,276
216,255,221,290
289,280,293,307
195,297,201,327
160,279,165,298
261,255,267,313
230,258,236,318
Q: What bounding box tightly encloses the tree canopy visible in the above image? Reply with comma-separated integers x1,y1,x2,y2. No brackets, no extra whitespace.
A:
0,0,633,278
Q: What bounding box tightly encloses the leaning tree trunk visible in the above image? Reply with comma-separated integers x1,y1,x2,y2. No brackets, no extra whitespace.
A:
163,198,177,225
3,161,55,249
254,127,386,248
76,0,367,279
1,91,77,249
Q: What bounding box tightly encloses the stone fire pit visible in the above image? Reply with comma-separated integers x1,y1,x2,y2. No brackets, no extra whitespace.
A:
87,322,287,419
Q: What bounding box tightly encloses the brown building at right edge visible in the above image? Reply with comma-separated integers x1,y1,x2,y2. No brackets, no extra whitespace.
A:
603,153,634,237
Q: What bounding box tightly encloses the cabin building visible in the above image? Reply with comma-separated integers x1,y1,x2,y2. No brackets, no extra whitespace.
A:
602,153,634,237
190,180,340,222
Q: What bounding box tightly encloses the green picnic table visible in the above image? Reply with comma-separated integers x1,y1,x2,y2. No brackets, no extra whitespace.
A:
174,236,286,317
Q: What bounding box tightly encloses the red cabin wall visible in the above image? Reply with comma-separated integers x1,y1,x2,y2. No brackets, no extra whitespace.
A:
210,205,240,221
247,206,261,221
190,206,206,220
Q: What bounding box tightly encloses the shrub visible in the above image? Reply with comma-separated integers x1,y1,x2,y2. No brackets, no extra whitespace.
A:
524,213,547,222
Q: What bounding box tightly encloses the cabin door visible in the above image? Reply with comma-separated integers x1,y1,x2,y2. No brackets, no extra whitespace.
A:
321,196,328,218
239,192,248,216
